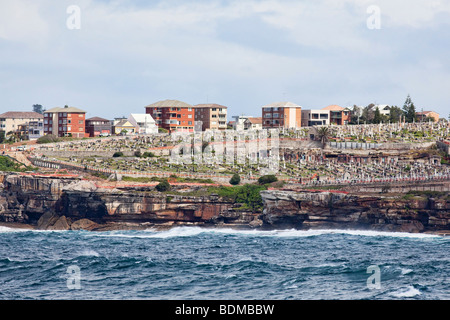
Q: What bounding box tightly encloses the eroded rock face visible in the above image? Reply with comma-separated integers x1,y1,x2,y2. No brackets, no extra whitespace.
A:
0,173,236,230
1,173,449,233
260,190,450,233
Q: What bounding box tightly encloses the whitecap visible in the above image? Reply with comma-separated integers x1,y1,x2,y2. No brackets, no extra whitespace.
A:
401,268,413,275
83,226,445,240
391,286,421,298
79,249,100,257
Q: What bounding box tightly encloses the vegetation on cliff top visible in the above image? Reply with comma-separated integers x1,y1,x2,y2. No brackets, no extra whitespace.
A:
0,156,35,172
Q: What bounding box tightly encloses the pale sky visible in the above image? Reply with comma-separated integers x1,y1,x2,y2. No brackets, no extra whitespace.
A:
0,0,449,120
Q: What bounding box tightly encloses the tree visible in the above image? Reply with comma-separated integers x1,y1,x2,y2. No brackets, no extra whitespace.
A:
32,104,44,114
316,126,330,147
258,174,278,185
156,179,171,192
373,106,382,124
361,104,375,123
229,173,241,185
402,95,416,123
389,106,403,123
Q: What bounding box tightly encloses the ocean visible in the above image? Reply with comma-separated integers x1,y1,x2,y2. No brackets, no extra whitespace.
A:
0,226,448,300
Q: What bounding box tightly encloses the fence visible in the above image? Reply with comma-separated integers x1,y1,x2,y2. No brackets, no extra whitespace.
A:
328,141,435,151
29,156,450,187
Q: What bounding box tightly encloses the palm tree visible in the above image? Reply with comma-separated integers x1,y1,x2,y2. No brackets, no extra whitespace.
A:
317,126,330,148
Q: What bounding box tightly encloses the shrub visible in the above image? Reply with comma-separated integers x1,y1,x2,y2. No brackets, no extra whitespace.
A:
142,151,155,158
158,128,169,133
134,151,142,157
229,173,241,185
156,179,171,192
258,174,278,185
36,134,61,144
113,152,124,158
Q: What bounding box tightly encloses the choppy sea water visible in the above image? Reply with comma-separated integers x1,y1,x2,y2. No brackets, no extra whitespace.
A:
0,226,448,300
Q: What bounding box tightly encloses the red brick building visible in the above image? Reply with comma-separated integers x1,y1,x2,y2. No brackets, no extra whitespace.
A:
262,102,302,129
145,99,195,132
44,106,87,138
322,105,351,125
85,117,112,137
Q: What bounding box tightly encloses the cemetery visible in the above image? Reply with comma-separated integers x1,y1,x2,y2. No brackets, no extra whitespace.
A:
24,121,450,188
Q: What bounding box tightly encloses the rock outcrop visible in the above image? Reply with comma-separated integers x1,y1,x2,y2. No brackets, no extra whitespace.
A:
1,173,449,233
260,190,450,233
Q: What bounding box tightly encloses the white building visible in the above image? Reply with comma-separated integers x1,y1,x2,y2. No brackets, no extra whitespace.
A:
232,115,255,130
301,109,330,126
375,105,391,117
128,113,158,134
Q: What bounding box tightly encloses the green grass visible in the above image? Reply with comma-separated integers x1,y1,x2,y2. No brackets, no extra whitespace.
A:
0,156,36,172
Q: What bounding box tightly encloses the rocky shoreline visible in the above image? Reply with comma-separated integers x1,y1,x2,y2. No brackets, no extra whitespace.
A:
0,173,449,235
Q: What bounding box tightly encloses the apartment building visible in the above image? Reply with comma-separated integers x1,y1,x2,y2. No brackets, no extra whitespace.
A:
262,102,302,129
301,109,330,126
194,104,227,131
85,117,112,137
0,111,43,134
43,106,87,138
145,99,195,132
321,105,351,125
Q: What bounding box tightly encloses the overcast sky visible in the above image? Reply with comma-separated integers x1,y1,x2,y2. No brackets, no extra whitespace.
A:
1,0,449,119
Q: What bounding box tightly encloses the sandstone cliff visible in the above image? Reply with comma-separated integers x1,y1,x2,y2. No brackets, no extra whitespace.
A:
260,190,450,233
0,173,449,234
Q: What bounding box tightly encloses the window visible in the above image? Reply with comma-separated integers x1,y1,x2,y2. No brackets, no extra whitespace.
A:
44,119,48,124
63,113,67,117
188,121,192,125
68,120,71,124
59,120,62,124
68,126,71,131
273,113,279,118
188,108,192,111
188,114,192,118
63,119,67,124
212,108,217,111
79,120,83,124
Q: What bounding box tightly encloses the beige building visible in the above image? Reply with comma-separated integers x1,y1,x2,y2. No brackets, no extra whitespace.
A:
194,104,227,131
417,111,440,123
0,111,43,134
244,117,263,130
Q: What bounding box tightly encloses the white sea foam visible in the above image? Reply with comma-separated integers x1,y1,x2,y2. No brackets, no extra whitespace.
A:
91,226,444,240
392,286,421,298
0,226,33,233
144,227,443,239
401,268,413,275
80,249,100,257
